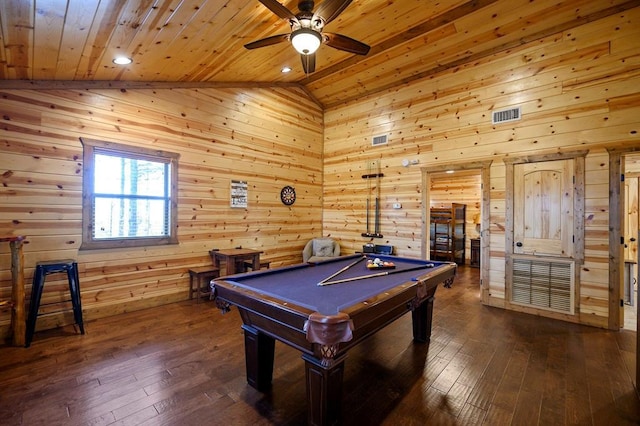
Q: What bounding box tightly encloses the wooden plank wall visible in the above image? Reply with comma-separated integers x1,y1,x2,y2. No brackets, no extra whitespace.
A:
1,7,639,338
323,7,640,328
580,150,612,325
0,87,324,335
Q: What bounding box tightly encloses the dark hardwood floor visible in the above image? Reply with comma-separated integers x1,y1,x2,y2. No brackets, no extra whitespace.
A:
1,266,639,425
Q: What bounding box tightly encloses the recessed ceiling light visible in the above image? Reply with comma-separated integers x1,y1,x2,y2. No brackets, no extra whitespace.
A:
113,56,132,65
281,66,292,73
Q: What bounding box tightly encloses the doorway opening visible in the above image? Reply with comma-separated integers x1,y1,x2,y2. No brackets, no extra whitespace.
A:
421,161,491,303
429,170,481,266
622,152,640,331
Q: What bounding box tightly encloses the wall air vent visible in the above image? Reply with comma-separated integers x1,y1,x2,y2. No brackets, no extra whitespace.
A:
371,134,388,146
511,257,574,314
492,106,521,124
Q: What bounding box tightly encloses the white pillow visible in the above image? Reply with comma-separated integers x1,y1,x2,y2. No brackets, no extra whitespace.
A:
313,239,334,257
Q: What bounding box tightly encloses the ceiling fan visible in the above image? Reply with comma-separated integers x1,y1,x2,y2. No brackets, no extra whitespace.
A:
244,0,370,74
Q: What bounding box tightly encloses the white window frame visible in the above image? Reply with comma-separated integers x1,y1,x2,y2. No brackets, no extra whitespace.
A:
80,138,179,250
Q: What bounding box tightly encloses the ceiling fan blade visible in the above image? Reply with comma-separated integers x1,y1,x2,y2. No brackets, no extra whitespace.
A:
324,33,370,55
257,0,296,21
301,53,316,74
313,0,353,24
244,33,289,49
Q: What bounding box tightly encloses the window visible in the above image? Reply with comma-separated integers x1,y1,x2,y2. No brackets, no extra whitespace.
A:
81,138,179,249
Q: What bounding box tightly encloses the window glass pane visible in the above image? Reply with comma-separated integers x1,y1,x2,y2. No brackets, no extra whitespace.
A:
81,138,179,250
94,153,169,197
93,197,168,239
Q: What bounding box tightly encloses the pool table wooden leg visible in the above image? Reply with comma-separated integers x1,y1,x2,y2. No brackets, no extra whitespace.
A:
241,325,275,392
411,295,435,342
303,353,346,426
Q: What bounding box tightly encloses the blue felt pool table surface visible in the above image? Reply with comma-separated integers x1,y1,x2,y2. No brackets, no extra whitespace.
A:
220,254,453,315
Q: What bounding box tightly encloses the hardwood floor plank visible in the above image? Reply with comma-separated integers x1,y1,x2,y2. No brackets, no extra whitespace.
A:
110,374,173,420
511,388,543,426
1,266,639,425
564,330,591,424
539,334,569,424
431,351,473,394
455,340,498,389
483,404,514,425
440,381,474,418
491,344,529,413
464,341,515,410
457,402,487,425
20,399,71,425
110,405,159,426
84,411,117,426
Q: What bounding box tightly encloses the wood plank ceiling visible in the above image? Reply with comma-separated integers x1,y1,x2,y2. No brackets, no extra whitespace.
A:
0,0,636,108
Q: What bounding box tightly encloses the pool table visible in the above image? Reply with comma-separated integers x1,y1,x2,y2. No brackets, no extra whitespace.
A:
211,254,456,426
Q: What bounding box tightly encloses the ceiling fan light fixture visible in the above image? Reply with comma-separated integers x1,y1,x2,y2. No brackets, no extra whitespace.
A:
290,28,321,55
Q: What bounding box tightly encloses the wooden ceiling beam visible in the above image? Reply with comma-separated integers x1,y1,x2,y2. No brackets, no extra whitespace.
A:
0,79,324,108
0,80,302,90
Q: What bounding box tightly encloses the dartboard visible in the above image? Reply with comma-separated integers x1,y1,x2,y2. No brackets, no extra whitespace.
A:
280,185,296,205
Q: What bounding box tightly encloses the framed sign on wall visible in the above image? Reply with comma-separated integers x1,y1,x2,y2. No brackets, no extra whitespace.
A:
231,180,248,208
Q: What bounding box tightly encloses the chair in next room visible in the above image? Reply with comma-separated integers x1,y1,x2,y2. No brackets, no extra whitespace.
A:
302,238,340,263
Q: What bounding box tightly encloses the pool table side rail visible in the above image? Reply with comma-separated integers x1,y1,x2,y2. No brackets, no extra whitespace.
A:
212,281,320,354
335,263,456,350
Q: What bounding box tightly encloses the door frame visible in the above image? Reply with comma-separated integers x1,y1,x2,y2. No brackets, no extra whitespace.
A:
607,146,640,394
421,160,492,303
607,146,640,330
503,150,587,315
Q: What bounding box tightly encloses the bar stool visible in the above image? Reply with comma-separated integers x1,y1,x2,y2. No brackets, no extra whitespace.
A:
26,260,84,347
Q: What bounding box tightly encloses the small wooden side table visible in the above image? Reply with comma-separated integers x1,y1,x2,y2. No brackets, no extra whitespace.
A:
1,236,26,346
210,248,263,276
